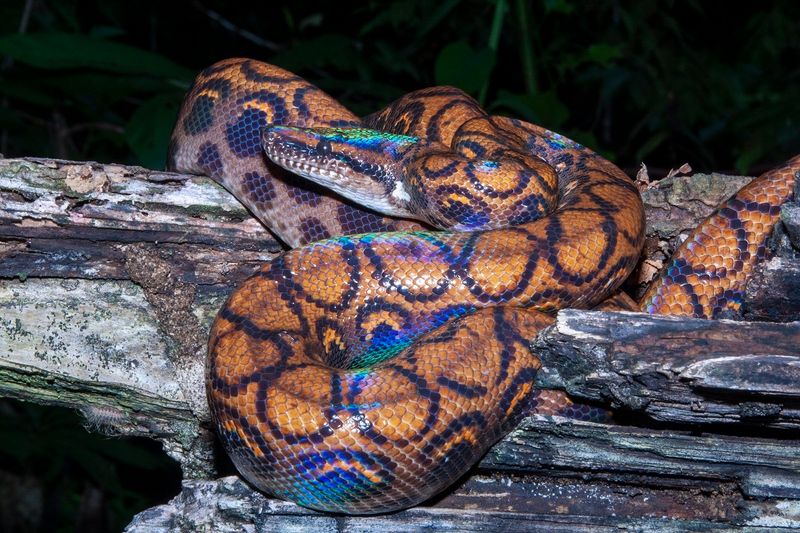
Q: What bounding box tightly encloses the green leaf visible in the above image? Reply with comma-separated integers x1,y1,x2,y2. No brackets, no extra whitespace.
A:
734,143,765,174
415,0,463,40
88,25,127,39
584,43,624,65
42,73,172,103
126,94,182,169
434,41,496,94
271,34,357,71
543,0,575,14
0,78,57,106
0,32,193,79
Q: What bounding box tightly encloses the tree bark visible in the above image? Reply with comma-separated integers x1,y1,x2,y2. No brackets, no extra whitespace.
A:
1,157,799,531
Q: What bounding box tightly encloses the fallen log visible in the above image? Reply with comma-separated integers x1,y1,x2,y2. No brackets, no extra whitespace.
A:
534,310,800,429
1,157,799,531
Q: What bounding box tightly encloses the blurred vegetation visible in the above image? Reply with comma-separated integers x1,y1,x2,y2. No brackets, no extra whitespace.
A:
1,0,798,176
1,0,799,530
0,400,180,533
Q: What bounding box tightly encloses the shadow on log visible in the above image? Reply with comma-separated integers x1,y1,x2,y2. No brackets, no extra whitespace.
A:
1,157,799,531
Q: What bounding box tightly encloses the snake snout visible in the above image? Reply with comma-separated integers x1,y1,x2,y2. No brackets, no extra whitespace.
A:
262,125,320,163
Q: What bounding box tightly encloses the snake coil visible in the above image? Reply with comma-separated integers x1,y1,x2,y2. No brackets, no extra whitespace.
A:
168,58,799,514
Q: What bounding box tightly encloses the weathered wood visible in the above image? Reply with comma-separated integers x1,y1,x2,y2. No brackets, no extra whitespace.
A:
125,417,800,531
783,203,800,249
744,255,800,322
639,170,754,240
0,157,281,285
535,310,800,429
125,413,800,532
123,474,799,532
2,157,800,530
0,157,282,479
489,417,800,497
1,158,769,290
0,277,215,477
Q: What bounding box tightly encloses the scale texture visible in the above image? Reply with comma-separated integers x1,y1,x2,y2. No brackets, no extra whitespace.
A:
169,58,798,514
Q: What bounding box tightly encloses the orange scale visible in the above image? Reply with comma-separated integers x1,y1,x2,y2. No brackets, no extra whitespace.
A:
591,181,631,203
504,380,534,418
493,268,526,295
694,288,710,305
210,329,253,371
224,275,270,309
432,427,481,462
702,244,720,258
367,239,452,287
578,240,606,262
265,381,329,436
556,241,609,279
367,397,433,442
222,418,266,458
329,431,358,450
282,247,358,307
700,223,724,241
717,244,734,257
743,231,758,245
738,216,756,231
531,389,575,416
666,302,688,315
274,364,334,401
360,309,406,338
420,153,463,176
415,356,476,391
694,258,712,271
466,257,534,300
458,143,481,159
684,272,700,286
227,285,305,334
566,196,601,211
232,358,256,376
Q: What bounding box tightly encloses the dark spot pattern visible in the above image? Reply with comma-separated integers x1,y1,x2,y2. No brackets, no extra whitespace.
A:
197,141,223,178
182,77,232,136
300,216,332,242
287,186,323,207
226,108,269,158
242,171,278,210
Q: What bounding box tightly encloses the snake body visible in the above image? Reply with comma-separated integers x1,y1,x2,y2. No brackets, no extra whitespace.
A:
169,58,799,514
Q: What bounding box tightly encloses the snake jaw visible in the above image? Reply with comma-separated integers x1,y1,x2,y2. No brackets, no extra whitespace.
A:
262,125,420,219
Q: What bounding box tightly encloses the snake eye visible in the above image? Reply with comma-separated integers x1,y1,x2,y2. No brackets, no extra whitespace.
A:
316,139,332,155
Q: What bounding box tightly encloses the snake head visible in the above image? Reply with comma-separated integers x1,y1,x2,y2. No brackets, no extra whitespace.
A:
262,125,422,218
263,124,559,231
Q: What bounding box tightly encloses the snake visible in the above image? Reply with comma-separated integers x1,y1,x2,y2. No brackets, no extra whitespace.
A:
168,58,799,514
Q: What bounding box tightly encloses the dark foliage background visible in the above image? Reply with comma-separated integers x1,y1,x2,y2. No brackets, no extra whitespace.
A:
1,0,798,531
3,0,799,174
